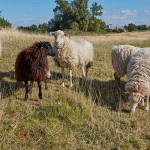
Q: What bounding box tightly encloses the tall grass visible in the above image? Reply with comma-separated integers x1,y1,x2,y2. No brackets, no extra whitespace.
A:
0,29,150,149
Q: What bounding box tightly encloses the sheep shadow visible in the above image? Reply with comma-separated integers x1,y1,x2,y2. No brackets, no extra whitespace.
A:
76,78,128,111
50,71,62,80
49,71,128,112
0,70,23,99
0,70,15,80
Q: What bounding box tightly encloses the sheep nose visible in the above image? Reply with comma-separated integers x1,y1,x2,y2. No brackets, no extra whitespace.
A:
56,41,59,44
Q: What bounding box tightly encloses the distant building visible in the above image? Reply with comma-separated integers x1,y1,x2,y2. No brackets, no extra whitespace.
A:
105,24,125,31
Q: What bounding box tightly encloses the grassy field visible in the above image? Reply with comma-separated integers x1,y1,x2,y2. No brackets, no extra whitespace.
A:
0,29,150,150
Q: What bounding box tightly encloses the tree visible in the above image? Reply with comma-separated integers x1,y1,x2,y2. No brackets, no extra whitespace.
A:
137,25,148,30
88,2,105,32
49,0,106,32
38,23,49,33
71,0,90,31
88,17,106,32
128,23,137,32
124,25,128,30
29,24,39,32
48,0,74,30
90,2,103,17
0,11,12,28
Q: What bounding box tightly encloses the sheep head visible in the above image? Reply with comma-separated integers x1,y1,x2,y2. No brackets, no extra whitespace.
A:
53,30,69,49
124,91,144,112
40,41,56,57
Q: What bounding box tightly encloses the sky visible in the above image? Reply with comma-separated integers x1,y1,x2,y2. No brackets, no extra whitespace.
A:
0,0,150,28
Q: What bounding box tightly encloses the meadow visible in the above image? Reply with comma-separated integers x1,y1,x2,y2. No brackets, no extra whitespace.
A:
0,29,150,150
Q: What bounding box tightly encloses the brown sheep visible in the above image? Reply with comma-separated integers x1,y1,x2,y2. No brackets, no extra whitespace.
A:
15,41,56,100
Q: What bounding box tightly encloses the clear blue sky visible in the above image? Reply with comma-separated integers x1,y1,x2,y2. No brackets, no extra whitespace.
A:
0,0,150,28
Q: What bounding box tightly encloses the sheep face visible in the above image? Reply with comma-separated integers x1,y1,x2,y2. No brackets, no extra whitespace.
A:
53,30,67,49
127,92,144,112
41,41,56,57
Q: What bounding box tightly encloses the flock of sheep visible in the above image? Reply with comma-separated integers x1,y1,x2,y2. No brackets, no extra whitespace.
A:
0,30,150,112
112,45,150,112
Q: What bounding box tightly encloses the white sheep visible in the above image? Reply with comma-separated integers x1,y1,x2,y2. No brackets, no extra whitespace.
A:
0,40,2,57
124,47,150,112
51,30,94,87
111,45,140,89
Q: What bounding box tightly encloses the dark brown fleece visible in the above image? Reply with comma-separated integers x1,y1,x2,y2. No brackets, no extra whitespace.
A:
15,42,49,82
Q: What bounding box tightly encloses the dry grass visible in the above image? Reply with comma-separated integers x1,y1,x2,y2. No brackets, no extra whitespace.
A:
80,31,150,43
0,29,150,150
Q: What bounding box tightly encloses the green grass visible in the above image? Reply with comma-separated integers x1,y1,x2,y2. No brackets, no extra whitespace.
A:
0,29,150,150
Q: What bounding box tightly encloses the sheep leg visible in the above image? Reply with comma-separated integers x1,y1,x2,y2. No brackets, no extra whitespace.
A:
141,98,145,106
61,67,65,87
29,81,33,94
82,67,86,87
114,73,121,89
85,67,88,81
145,95,149,111
69,69,73,88
38,81,42,99
82,67,85,80
45,77,48,90
24,81,29,101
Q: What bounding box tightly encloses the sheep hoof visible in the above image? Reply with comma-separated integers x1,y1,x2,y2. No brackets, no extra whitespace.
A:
45,86,48,90
61,82,65,87
39,92,42,99
24,95,28,101
144,107,149,111
69,84,73,88
29,90,32,95
130,109,135,113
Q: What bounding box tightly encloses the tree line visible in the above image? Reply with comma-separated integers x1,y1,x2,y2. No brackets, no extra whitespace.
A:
17,0,150,34
17,23,49,33
106,23,150,33
125,23,150,32
17,0,106,33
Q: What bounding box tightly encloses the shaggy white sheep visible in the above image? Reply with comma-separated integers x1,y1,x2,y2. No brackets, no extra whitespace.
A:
0,40,2,57
51,30,94,87
111,45,140,88
124,47,150,112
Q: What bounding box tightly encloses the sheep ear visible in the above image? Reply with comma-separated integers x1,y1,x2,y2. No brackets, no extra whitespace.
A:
50,32,55,36
123,92,129,95
39,42,44,49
